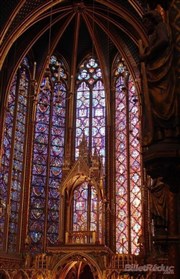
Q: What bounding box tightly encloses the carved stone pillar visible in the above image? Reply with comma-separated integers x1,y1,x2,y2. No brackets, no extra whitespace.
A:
167,191,179,279
59,194,65,243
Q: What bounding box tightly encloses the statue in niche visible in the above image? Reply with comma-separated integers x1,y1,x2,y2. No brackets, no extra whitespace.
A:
149,177,168,235
140,4,178,145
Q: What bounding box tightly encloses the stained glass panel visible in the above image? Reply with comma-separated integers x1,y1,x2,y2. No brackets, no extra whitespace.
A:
115,57,142,255
0,76,16,250
74,57,105,243
0,59,30,252
115,74,128,254
76,57,106,162
75,82,90,157
73,183,88,231
29,56,67,250
73,183,102,242
128,77,142,255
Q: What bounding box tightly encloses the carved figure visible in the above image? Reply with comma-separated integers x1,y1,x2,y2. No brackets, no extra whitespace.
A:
141,7,177,145
149,177,168,221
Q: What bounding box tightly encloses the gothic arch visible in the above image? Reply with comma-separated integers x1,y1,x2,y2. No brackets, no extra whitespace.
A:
31,271,47,279
52,252,103,279
12,270,29,279
61,173,103,199
0,270,11,279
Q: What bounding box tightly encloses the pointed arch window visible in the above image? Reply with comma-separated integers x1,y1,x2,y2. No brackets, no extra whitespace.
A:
75,57,106,162
0,58,30,252
29,55,67,251
72,182,103,244
114,56,142,255
72,56,105,245
73,183,99,231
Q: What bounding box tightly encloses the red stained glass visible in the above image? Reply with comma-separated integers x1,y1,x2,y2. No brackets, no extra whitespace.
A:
115,57,142,255
72,182,102,243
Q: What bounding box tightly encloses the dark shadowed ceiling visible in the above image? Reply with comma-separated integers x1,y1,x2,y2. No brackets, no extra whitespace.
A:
0,0,148,90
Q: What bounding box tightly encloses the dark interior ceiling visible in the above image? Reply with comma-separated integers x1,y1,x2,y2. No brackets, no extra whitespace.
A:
0,0,148,86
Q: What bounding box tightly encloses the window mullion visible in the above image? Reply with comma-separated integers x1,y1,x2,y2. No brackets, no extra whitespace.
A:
16,70,30,253
86,184,91,244
5,70,21,252
89,85,93,156
124,75,131,254
43,85,53,251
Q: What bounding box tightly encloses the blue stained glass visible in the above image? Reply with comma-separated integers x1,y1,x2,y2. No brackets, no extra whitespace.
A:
35,134,48,144
33,154,47,165
47,200,58,212
52,115,65,126
11,191,20,201
0,61,30,252
29,56,67,248
30,231,42,243
79,109,89,117
49,189,59,199
36,113,49,123
76,58,106,161
52,137,64,146
11,202,20,211
33,186,45,196
36,123,49,133
49,211,59,221
33,145,47,156
50,55,57,64
33,164,46,175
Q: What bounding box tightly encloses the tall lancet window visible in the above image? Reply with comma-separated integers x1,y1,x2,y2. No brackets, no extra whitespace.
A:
114,56,142,255
29,55,67,251
0,58,30,252
75,57,106,162
72,56,105,244
73,182,102,243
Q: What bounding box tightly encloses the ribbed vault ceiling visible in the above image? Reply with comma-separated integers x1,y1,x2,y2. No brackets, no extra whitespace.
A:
0,0,148,86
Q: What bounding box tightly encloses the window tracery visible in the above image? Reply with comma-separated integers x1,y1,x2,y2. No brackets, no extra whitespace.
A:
114,56,142,255
0,58,30,252
75,57,106,164
0,54,142,256
29,55,67,251
72,182,102,244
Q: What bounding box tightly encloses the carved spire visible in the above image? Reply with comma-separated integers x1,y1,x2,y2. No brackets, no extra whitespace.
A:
78,132,88,158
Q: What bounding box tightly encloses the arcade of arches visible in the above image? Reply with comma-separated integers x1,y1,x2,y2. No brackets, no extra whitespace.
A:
0,1,180,278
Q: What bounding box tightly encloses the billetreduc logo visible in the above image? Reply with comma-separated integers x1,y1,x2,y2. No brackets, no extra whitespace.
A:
124,264,174,275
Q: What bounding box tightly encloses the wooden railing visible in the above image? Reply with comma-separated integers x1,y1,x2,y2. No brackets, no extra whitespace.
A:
65,231,97,244
109,254,137,269
33,253,51,269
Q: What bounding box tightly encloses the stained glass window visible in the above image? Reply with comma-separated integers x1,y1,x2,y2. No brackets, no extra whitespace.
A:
73,57,105,244
0,52,143,256
115,57,142,255
73,183,88,232
29,56,67,251
75,57,106,162
73,182,102,243
0,58,30,252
